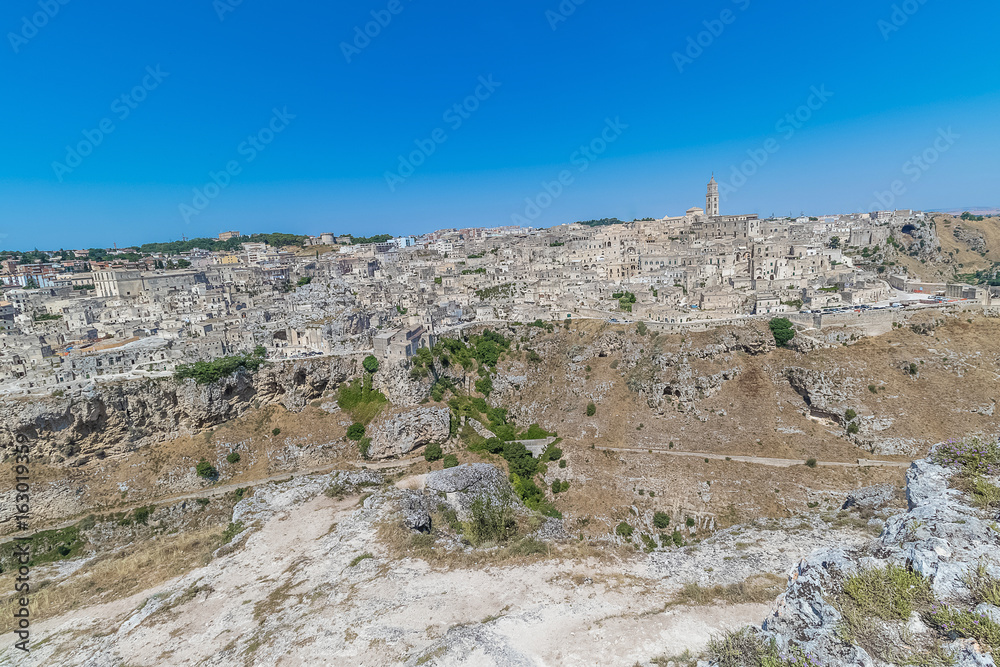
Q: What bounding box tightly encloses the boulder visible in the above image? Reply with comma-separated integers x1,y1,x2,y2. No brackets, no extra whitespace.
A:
400,491,432,533
366,406,450,460
425,463,515,518
841,484,898,511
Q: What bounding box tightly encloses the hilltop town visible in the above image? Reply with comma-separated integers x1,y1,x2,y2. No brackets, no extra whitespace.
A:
1,178,997,397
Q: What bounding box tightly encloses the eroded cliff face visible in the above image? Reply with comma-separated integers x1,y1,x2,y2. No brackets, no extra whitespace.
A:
754,447,1000,667
0,356,359,465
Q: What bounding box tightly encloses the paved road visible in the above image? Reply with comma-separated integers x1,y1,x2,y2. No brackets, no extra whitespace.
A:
594,446,911,469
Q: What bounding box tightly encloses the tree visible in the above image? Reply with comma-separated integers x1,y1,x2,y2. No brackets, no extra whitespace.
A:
653,512,670,529
347,423,366,441
468,490,516,545
475,377,493,396
195,459,218,480
362,355,379,374
844,409,857,422
769,318,796,347
424,442,443,461
586,401,597,417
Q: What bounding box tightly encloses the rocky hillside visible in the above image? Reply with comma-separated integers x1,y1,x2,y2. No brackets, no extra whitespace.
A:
701,439,1000,667
0,356,359,465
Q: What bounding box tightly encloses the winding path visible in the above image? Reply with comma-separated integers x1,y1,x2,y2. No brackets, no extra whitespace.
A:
594,445,911,469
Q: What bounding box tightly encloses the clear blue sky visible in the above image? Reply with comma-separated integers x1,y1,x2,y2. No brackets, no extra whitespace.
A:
2,0,998,249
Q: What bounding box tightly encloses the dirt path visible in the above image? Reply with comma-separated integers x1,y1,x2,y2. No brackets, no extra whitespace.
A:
595,446,912,469
0,455,422,545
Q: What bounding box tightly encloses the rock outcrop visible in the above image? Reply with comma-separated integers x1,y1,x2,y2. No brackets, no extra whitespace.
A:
366,406,450,459
424,463,514,519
740,447,1000,667
0,356,357,465
784,366,853,420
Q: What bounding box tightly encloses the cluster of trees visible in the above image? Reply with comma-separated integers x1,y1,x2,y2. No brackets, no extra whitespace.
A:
174,346,267,384
576,218,625,227
612,291,637,312
412,329,512,380
348,233,392,245
769,318,796,347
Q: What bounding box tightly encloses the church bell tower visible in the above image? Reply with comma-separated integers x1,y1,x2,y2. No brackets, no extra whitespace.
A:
706,175,719,217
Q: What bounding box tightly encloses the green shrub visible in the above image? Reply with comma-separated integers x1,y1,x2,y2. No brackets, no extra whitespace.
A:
705,628,816,667
132,505,154,526
271,428,281,436
586,402,596,417
653,512,670,529
337,377,388,424
541,445,563,462
347,423,366,441
226,451,241,464
844,409,857,421
424,443,443,462
475,377,493,396
174,346,266,384
768,318,796,347
357,437,371,459
195,459,218,480
467,491,517,545
671,530,683,547
839,564,933,643
558,459,567,469
362,355,379,374
847,422,860,435
615,521,634,538
221,521,244,544
442,454,459,468
963,561,1000,606
927,605,1000,649
805,458,817,468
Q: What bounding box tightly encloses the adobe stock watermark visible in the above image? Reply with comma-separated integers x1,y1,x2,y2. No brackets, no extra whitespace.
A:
179,107,295,223
8,0,72,54
214,0,244,21
878,0,930,41
546,0,586,31
718,85,833,201
866,127,958,211
52,66,170,183
511,117,628,225
673,0,751,74
385,75,501,192
341,0,415,64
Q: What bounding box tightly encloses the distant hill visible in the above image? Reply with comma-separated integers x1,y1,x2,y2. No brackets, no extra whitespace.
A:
926,207,1000,216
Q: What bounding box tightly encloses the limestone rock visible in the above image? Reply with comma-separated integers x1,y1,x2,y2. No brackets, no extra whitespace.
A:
747,449,1000,667
425,463,515,518
366,406,450,460
841,484,898,511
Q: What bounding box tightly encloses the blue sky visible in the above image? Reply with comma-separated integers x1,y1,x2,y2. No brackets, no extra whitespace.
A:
1,0,998,249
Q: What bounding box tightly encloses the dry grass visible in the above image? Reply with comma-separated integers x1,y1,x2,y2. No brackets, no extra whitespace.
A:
668,573,786,607
0,526,224,632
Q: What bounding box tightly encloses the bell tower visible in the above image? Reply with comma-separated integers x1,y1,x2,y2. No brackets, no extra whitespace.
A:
706,174,719,217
